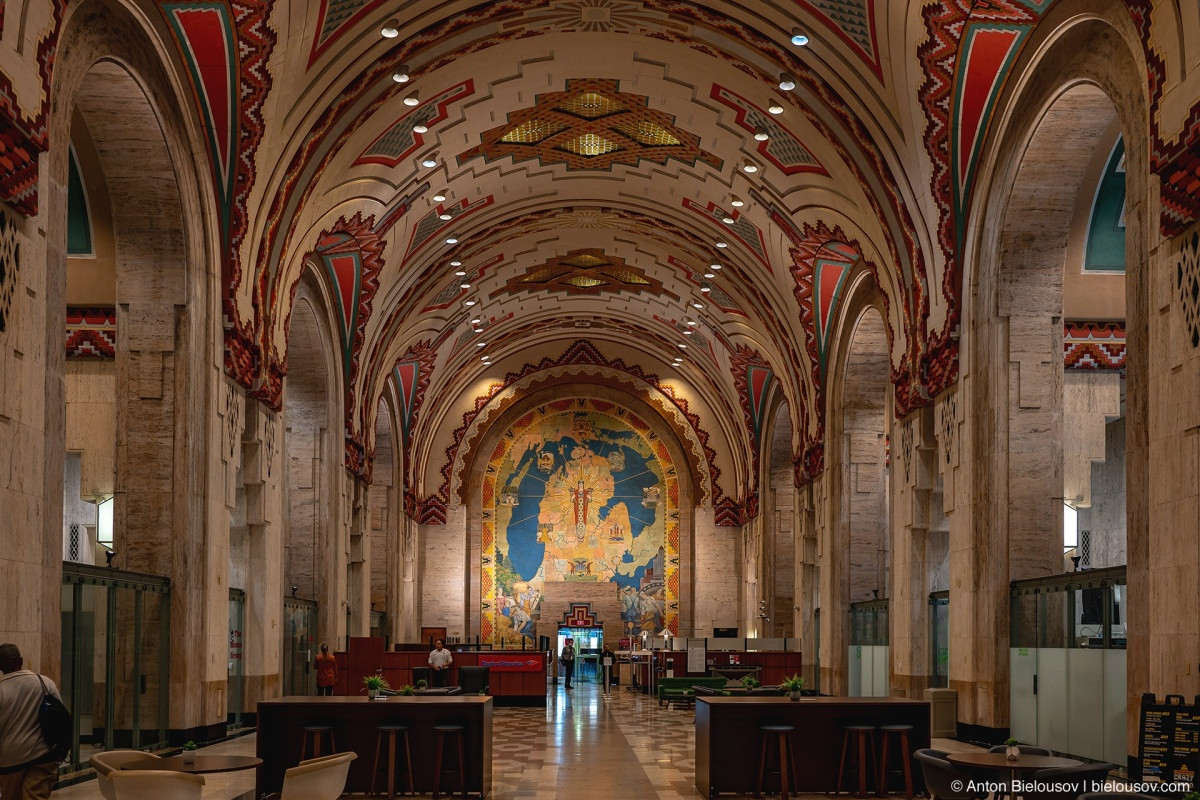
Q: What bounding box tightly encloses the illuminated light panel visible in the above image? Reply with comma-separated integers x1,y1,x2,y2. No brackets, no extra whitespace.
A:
613,120,681,146
561,253,608,268
564,276,605,288
558,132,622,156
500,119,569,144
555,91,627,119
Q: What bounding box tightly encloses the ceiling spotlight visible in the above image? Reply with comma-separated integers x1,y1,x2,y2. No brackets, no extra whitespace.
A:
730,195,745,208
392,66,410,83
413,123,429,134
422,156,438,168
768,99,784,115
450,259,461,266
481,355,489,361
754,128,769,141
381,19,399,38
455,270,467,277
403,91,420,106
460,283,472,290
687,320,698,326
701,287,711,293
684,329,694,335
476,341,486,347
741,160,759,173
470,317,481,324
704,272,715,279
716,242,728,248
439,213,453,220
433,192,447,202
778,73,796,91
710,263,722,270
722,215,735,224
693,302,704,309
678,343,687,349
464,299,476,307
790,28,810,46
445,236,458,244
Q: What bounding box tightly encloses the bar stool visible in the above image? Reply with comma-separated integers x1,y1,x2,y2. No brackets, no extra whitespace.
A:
836,724,878,798
755,724,797,800
371,724,414,798
299,725,337,761
432,724,466,799
876,724,914,799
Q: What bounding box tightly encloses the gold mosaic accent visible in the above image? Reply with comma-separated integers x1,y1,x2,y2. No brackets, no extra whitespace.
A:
611,270,650,285
564,276,605,288
500,119,569,144
613,120,681,146
561,253,607,268
555,91,627,118
558,132,622,156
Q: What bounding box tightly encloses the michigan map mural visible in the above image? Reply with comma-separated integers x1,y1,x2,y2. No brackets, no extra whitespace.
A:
481,398,679,647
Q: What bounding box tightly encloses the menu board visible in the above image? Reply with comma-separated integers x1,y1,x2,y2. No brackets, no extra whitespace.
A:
1136,693,1200,784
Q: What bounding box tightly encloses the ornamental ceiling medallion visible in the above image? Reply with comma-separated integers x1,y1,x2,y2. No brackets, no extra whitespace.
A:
498,248,671,297
458,78,722,172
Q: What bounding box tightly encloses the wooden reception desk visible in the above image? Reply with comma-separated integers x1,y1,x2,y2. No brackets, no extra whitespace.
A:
695,696,930,798
256,695,492,797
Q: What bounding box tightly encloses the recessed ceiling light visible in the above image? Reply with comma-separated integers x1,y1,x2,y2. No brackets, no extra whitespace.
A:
778,73,796,91
392,66,410,83
464,299,476,306
684,329,694,335
710,263,722,270
476,341,486,347
678,343,687,349
754,128,769,141
450,260,461,266
439,213,452,220
433,192,447,202
460,283,471,289
742,160,759,173
403,91,420,106
481,355,489,361
381,19,399,38
445,236,458,244
413,123,429,134
701,287,711,293
722,215,735,224
422,156,437,168
470,317,481,324
768,100,784,115
704,272,715,279
791,28,810,46
716,242,728,248
455,270,467,276
730,195,745,208
687,320,698,326
693,302,704,309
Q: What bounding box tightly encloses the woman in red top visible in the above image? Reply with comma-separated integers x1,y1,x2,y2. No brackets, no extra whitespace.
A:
314,642,336,695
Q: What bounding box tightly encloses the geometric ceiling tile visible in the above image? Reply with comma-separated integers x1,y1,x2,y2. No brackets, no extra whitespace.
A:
459,78,722,172
682,198,772,272
812,241,858,371
355,80,475,169
795,0,881,79
710,85,829,176
308,0,386,67
497,248,671,297
405,194,494,259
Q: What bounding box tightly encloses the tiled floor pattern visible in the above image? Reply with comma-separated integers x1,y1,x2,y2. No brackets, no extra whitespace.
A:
50,681,975,799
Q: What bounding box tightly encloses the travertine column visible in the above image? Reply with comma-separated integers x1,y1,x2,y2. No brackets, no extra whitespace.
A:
241,399,284,707
793,484,819,686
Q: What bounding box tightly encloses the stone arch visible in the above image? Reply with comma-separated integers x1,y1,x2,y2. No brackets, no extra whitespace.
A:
760,394,796,638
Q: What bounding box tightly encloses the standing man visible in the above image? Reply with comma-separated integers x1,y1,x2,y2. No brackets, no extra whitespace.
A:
428,639,453,687
560,638,575,690
0,643,61,800
313,642,336,696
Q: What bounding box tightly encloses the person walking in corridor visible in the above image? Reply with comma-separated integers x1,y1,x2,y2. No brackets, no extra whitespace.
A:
560,638,575,689
314,642,336,696
0,643,62,800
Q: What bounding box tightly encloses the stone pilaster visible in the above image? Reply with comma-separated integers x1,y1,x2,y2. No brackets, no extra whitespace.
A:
241,399,283,708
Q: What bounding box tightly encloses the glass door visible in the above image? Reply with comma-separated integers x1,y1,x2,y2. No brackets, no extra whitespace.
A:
228,589,245,729
283,597,318,696
849,599,889,697
929,592,949,688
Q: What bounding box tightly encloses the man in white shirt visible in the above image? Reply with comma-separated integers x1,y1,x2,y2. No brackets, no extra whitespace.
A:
428,639,453,687
0,643,61,800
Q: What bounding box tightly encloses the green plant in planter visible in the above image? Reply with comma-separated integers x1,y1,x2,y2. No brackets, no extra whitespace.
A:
742,676,759,689
416,679,428,689
398,684,416,696
781,674,806,693
362,674,390,693
1004,737,1019,746
182,741,197,751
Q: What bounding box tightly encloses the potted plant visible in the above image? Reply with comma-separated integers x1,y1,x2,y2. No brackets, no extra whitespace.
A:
362,674,389,699
416,679,428,690
743,676,760,689
1004,737,1020,760
781,673,806,701
181,741,197,765
398,684,415,696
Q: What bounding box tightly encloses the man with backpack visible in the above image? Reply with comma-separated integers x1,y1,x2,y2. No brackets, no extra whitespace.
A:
0,643,62,800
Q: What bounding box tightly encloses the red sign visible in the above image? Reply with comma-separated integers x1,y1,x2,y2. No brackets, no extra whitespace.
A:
478,654,543,672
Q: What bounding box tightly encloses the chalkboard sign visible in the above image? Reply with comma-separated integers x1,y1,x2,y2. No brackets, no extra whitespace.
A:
1136,693,1200,784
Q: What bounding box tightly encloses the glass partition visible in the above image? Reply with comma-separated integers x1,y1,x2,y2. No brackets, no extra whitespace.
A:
929,591,949,689
61,563,170,773
849,599,889,697
1009,567,1126,765
228,589,245,730
283,597,317,696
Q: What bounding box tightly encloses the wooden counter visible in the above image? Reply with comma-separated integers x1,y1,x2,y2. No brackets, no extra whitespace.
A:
695,696,930,798
256,695,492,797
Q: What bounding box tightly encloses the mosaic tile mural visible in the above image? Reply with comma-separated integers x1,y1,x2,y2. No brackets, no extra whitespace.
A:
481,398,679,647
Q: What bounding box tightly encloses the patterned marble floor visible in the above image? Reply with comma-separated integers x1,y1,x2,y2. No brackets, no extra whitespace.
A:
49,681,974,799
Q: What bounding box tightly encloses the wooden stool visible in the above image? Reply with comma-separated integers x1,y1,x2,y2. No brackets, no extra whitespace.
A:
371,724,414,798
432,724,466,799
836,725,878,798
755,724,797,800
876,724,914,798
300,725,336,761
